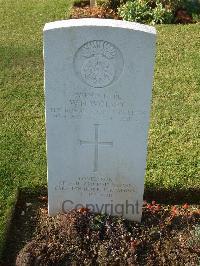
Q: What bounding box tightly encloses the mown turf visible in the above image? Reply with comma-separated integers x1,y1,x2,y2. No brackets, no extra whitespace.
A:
0,0,73,258
0,0,199,260
146,24,200,190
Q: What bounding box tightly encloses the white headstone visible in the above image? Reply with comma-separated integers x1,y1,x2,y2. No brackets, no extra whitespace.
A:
43,19,156,221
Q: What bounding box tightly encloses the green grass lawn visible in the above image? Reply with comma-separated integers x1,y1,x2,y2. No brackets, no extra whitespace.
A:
0,0,73,257
147,24,200,190
0,0,199,259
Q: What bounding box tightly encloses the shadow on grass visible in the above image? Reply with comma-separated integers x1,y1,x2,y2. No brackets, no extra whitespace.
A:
1,187,47,266
144,187,200,204
17,185,200,204
1,185,199,265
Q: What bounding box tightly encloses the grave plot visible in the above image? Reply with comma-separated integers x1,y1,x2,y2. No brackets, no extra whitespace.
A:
2,192,200,265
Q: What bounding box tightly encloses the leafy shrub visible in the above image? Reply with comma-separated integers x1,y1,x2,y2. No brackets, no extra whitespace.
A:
181,0,200,21
137,0,200,13
100,0,127,11
178,0,200,13
118,0,173,24
166,0,200,23
152,1,173,23
118,0,151,23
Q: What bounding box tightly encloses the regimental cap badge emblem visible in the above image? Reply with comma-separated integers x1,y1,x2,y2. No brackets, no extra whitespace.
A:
74,40,124,88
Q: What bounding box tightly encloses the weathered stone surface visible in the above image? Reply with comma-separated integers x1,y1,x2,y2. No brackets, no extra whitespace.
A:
43,19,156,221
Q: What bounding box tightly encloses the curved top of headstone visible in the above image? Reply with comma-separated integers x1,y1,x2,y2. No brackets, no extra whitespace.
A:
43,18,156,35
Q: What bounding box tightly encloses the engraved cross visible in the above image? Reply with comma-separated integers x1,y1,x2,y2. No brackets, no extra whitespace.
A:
80,124,113,172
